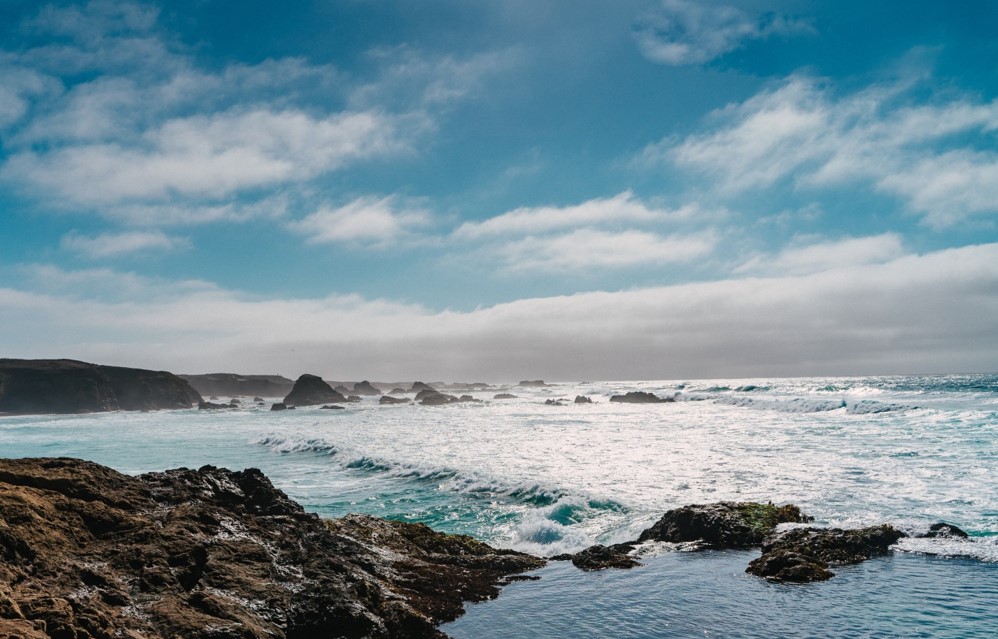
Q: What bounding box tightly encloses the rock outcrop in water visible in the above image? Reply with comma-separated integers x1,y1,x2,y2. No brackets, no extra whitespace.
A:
746,524,906,582
379,395,409,405
0,359,201,415
352,381,382,396
609,391,673,404
0,458,545,639
282,374,347,406
179,373,294,399
637,502,813,548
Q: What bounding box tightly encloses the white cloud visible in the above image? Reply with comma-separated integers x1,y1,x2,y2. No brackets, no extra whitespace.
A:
496,228,717,272
633,0,814,66
653,75,998,227
61,230,189,258
2,244,996,380
454,191,692,238
3,108,408,205
735,233,905,276
288,196,432,245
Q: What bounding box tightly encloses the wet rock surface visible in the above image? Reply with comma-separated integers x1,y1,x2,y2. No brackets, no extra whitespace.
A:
563,545,642,571
746,524,906,582
638,502,813,548
0,458,545,639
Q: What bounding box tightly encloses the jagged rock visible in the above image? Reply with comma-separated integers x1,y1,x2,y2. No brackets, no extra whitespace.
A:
0,359,201,415
567,545,641,571
198,401,232,410
270,403,288,411
346,395,362,403
282,374,347,407
0,458,545,639
411,381,435,392
320,404,345,410
637,502,813,548
916,522,969,539
379,396,409,405
455,395,482,403
746,524,906,582
353,381,382,396
333,385,351,395
609,391,673,404
518,380,547,387
416,389,457,405
544,399,564,405
574,396,593,404
389,388,408,394
493,393,517,400
179,374,294,399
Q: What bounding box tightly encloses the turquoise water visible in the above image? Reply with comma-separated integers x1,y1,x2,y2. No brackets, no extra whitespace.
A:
1,374,996,635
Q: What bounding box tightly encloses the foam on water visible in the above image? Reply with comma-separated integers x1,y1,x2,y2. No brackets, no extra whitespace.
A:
1,374,996,563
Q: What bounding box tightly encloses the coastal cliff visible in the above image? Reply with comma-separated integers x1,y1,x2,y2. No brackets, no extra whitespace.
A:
0,359,202,415
0,458,544,639
179,373,294,398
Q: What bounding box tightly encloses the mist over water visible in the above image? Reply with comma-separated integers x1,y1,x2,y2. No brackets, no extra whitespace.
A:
2,374,996,635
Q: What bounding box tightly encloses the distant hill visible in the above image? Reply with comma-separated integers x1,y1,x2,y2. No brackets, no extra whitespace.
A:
0,359,202,415
180,373,295,398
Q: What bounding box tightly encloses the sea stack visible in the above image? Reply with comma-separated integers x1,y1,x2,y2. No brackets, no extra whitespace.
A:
282,374,347,406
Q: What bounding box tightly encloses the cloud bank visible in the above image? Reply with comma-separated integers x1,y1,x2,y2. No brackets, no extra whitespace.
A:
3,243,995,381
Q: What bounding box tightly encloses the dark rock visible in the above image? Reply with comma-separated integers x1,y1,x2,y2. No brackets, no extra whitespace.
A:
389,388,408,394
333,385,351,395
411,381,435,392
917,522,969,539
270,403,288,411
197,401,231,410
228,398,240,404
544,399,564,405
253,396,264,402
638,502,813,548
353,380,382,396
282,374,347,407
379,396,409,405
455,395,482,403
518,380,548,387
346,395,362,403
0,359,202,415
319,404,345,410
415,389,457,405
609,391,674,404
0,458,545,639
493,393,517,400
209,395,219,400
179,373,294,399
574,395,593,404
746,524,906,582
569,545,641,571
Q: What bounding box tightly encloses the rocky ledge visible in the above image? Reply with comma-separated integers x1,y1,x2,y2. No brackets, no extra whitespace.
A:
0,359,201,415
0,458,544,639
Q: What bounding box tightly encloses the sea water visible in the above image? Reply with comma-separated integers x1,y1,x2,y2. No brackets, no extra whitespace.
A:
1,375,996,636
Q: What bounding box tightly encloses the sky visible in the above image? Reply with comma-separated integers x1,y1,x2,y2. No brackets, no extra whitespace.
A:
1,0,997,382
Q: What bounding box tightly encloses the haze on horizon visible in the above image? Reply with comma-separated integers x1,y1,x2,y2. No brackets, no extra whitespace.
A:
1,0,997,382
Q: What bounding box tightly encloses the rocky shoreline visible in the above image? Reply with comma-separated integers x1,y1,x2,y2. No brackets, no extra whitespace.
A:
0,458,970,638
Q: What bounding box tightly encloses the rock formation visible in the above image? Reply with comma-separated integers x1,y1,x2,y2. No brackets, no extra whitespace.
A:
282,374,347,407
574,396,593,404
379,396,409,405
609,391,674,404
493,393,517,400
352,381,382,396
517,380,547,388
179,374,294,399
0,458,545,639
0,359,201,415
411,382,435,392
746,524,906,582
637,502,813,548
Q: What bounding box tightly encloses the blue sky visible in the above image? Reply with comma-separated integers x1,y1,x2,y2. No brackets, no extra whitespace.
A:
1,0,997,381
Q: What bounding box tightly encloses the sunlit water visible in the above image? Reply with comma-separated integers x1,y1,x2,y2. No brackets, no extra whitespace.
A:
2,375,996,636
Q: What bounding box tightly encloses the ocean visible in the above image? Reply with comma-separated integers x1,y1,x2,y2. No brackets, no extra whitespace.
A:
2,375,996,637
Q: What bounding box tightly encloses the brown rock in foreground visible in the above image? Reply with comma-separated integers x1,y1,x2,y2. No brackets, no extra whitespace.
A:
0,458,545,639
